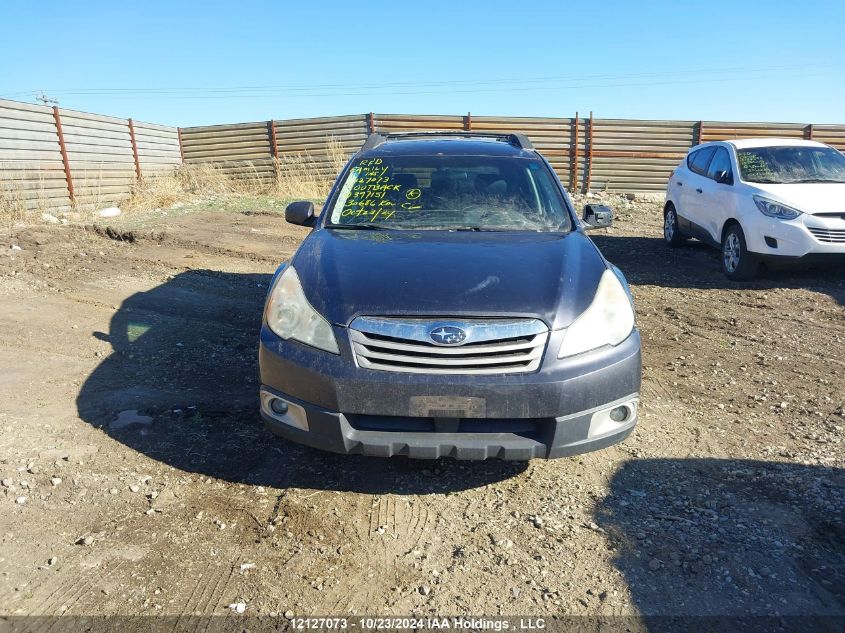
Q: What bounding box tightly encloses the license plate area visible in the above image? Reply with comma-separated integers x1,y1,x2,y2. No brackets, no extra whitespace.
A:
409,396,487,418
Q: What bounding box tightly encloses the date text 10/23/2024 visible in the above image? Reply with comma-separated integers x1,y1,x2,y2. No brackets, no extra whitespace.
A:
291,617,548,631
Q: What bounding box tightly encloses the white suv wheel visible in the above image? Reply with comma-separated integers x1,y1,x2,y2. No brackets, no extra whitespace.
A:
723,233,741,273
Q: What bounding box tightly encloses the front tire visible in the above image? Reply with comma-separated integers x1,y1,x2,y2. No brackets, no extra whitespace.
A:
663,205,685,247
721,224,759,280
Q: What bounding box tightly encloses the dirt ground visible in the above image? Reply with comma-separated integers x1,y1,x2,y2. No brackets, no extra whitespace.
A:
1,195,843,624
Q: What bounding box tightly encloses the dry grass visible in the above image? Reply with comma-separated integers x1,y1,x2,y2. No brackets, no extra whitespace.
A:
2,135,350,224
122,163,241,212
0,180,29,230
273,136,347,200
123,137,347,212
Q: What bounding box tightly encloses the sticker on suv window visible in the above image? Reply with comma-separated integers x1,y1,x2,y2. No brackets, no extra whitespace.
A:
340,158,423,222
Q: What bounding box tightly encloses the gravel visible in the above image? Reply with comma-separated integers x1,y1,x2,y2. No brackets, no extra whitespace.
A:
0,198,841,619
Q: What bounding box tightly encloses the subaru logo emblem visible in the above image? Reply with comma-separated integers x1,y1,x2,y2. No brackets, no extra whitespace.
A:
429,325,467,346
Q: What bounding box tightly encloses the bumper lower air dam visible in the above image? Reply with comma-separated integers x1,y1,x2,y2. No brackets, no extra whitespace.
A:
260,388,639,461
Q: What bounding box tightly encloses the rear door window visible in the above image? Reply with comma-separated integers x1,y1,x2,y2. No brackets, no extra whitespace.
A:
688,146,716,175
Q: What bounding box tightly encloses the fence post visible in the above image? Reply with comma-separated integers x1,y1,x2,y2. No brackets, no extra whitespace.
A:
268,119,280,182
465,112,472,131
268,119,279,177
268,120,279,158
805,124,814,140
177,127,185,162
127,118,142,180
571,112,579,192
585,111,593,193
695,121,704,146
52,106,75,206
368,112,375,134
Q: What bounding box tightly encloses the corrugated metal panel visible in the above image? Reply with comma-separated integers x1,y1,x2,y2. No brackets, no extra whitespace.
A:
0,99,69,212
62,110,133,202
180,121,274,180
274,115,367,179
812,125,845,151
0,98,180,213
371,113,584,189
471,115,576,187
375,114,466,132
589,118,694,192
176,114,845,194
179,116,366,182
211,161,276,178
701,121,807,142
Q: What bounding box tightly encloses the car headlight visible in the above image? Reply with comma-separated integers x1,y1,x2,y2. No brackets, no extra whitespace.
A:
264,266,339,354
753,195,802,220
558,269,635,358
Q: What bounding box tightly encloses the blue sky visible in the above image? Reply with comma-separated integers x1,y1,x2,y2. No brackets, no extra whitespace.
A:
1,0,843,127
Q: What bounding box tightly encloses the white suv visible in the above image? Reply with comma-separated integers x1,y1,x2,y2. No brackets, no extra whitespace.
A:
663,138,845,279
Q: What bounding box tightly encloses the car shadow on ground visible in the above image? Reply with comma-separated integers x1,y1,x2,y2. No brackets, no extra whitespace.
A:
75,269,526,494
594,458,844,625
591,233,845,307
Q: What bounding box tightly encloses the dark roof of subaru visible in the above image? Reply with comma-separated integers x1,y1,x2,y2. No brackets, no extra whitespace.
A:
359,137,538,159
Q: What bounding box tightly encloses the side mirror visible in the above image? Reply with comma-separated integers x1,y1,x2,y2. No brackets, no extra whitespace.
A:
285,201,316,226
583,204,613,229
715,170,733,185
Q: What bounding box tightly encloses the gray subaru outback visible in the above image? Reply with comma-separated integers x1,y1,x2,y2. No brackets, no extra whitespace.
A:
258,132,641,460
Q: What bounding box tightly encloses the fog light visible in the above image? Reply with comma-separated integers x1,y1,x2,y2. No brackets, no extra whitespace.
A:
270,398,289,415
587,397,639,439
609,405,629,422
260,390,309,431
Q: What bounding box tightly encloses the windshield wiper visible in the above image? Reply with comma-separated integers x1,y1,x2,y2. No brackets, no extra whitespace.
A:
786,178,845,183
329,224,394,230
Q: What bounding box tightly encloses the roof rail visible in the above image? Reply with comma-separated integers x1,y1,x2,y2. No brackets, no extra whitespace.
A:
360,131,535,152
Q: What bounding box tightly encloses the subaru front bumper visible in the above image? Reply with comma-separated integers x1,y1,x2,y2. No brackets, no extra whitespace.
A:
258,325,641,460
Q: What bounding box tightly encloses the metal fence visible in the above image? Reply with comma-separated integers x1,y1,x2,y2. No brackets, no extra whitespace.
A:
4,96,845,215
180,113,845,195
0,98,181,213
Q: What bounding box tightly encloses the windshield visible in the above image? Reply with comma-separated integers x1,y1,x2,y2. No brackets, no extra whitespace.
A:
326,154,572,231
736,146,845,184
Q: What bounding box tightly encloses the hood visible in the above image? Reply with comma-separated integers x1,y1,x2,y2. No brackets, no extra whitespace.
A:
291,228,607,329
751,183,845,215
